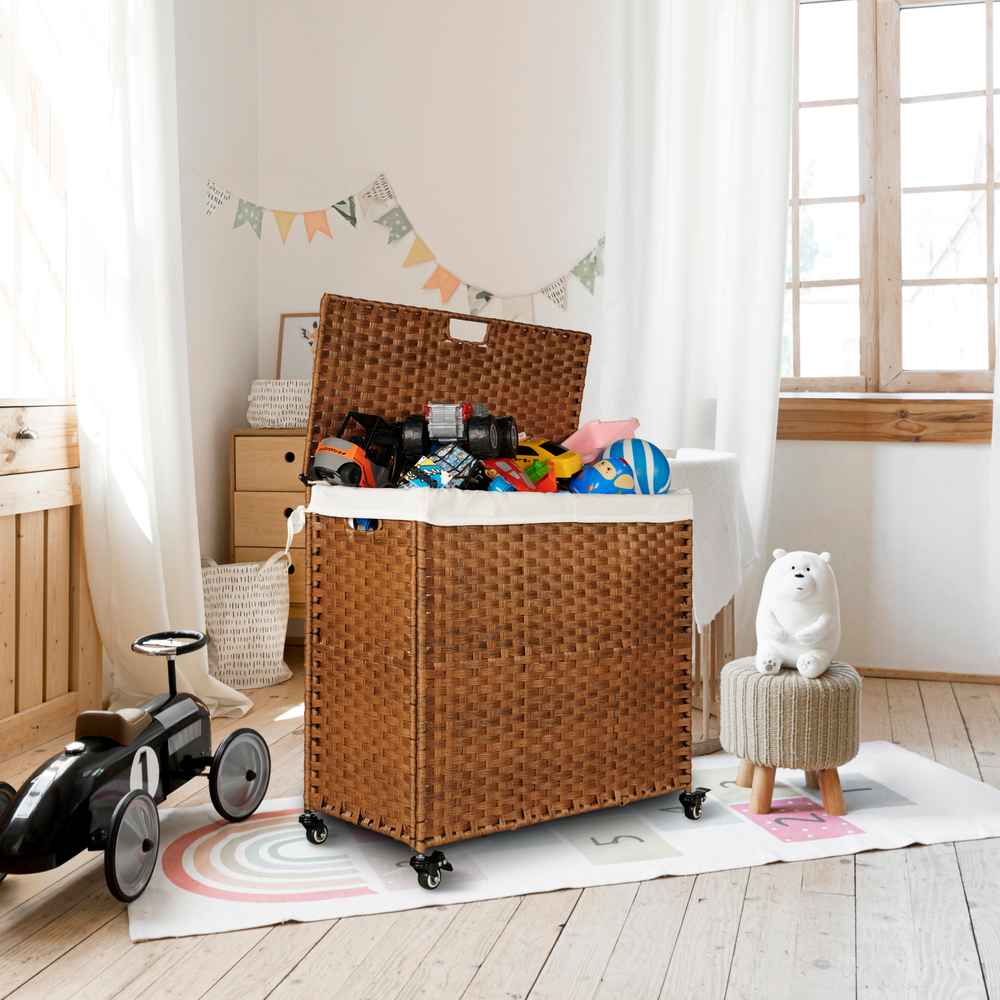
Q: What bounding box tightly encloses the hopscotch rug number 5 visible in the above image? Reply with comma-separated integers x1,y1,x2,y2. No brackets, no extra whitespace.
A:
128,741,1000,940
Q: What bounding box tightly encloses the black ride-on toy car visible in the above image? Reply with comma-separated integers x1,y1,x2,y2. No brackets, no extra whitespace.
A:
0,630,271,902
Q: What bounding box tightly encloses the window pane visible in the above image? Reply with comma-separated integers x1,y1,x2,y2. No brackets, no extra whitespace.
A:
902,191,986,280
901,97,986,188
799,1,858,103
782,288,793,377
799,105,859,198
800,284,860,377
900,2,986,99
902,284,988,370
800,203,859,281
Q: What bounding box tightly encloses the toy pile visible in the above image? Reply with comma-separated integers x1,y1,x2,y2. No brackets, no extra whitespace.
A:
306,404,672,501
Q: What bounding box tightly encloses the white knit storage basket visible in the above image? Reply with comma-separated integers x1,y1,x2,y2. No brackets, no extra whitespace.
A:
247,379,311,428
201,553,293,689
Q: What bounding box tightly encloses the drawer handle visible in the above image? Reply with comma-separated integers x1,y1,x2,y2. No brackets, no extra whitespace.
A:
284,507,293,518
284,451,296,463
15,427,38,440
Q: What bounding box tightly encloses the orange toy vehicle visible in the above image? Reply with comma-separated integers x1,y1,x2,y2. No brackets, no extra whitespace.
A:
308,412,403,488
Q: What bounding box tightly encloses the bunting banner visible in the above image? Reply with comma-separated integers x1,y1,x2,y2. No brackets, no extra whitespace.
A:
502,295,533,323
331,197,357,228
423,266,461,305
233,198,264,239
206,179,231,217
374,206,413,244
273,210,297,244
540,276,568,312
304,210,332,243
403,235,435,267
467,286,493,316
194,166,605,319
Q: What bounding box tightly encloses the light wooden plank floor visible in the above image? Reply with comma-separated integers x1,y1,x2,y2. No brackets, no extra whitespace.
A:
1,662,999,1000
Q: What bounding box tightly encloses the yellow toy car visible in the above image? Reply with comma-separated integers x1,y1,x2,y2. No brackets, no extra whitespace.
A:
514,437,583,483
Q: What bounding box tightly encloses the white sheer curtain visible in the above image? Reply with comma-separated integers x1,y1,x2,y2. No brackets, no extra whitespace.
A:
601,0,794,651
64,1,251,716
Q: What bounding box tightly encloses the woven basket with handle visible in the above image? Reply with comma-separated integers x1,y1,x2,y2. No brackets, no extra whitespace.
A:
304,294,693,852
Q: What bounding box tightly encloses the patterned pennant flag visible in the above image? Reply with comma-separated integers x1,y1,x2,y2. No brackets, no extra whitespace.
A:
304,210,332,243
502,295,533,323
233,198,264,239
467,286,493,315
373,206,413,244
423,266,461,304
206,180,231,217
403,235,435,267
331,196,357,228
357,173,395,217
272,210,297,244
540,276,568,311
572,250,600,294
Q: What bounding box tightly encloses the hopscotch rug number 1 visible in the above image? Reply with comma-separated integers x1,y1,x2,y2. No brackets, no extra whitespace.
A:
128,741,1000,940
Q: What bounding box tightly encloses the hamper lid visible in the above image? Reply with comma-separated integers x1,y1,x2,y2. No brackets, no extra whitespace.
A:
304,294,591,471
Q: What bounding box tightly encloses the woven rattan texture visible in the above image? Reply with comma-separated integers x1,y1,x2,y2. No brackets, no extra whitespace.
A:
305,516,418,841
304,294,591,475
305,512,693,851
719,658,861,771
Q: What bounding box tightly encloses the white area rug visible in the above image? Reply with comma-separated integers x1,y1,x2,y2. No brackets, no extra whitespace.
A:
128,741,1000,940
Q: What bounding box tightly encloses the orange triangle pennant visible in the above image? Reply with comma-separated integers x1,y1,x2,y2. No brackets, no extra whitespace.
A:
423,266,460,305
272,210,297,243
303,210,332,243
403,234,435,267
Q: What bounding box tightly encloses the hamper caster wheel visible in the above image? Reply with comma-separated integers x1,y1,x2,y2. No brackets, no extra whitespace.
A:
409,850,452,890
298,811,328,844
679,786,710,820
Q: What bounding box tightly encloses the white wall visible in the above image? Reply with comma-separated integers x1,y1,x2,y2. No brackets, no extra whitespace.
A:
174,0,258,561
769,440,996,674
254,0,611,417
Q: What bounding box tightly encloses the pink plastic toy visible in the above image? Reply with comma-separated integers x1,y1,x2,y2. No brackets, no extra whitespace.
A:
561,418,640,465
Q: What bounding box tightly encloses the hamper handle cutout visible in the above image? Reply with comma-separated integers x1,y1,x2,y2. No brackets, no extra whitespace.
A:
448,318,489,344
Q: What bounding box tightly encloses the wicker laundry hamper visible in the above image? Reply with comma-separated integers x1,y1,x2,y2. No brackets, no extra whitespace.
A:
300,294,696,886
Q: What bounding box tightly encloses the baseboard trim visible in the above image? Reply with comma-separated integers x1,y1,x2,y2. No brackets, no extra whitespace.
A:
692,737,722,757
856,666,1000,685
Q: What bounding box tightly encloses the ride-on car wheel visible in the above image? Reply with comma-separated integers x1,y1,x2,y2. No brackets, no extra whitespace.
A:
0,782,15,885
210,729,271,822
468,415,500,458
105,790,160,902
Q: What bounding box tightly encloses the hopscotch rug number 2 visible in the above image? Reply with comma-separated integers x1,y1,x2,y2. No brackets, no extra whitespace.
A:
128,741,1000,940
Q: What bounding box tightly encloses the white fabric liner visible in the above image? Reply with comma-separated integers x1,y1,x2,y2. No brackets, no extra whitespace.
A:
306,482,694,526
129,742,1000,940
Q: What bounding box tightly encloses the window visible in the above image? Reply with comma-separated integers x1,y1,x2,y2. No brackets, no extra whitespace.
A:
0,0,71,398
784,0,995,393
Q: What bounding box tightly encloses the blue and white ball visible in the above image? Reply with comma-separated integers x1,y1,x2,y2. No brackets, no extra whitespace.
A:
601,438,671,494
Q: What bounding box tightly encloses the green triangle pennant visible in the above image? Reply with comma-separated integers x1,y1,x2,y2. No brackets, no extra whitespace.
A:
332,196,357,228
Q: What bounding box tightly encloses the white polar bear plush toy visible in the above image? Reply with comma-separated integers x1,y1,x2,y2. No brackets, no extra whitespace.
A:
755,549,841,679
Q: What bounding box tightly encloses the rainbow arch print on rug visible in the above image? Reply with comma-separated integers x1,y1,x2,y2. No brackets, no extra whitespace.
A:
161,808,375,904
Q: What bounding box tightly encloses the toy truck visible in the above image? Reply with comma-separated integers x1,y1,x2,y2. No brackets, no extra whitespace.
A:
402,402,519,461
308,412,405,488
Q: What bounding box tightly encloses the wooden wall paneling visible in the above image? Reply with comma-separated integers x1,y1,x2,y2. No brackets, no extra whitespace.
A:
44,506,70,701
16,510,45,712
69,505,102,713
0,515,15,720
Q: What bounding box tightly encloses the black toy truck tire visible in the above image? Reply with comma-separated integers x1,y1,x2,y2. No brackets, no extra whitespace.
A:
338,462,363,487
468,415,500,458
496,416,519,459
403,414,430,458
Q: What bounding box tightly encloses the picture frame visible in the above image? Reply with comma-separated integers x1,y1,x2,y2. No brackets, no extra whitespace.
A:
276,313,321,379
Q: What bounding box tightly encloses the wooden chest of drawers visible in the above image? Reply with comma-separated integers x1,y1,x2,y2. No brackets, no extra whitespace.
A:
229,429,308,618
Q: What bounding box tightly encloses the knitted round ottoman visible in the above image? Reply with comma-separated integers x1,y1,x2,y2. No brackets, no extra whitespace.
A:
719,656,861,815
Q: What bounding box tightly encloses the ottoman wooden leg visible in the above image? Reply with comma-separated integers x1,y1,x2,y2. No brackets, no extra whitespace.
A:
804,770,819,789
818,768,846,815
749,766,776,814
736,759,756,788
